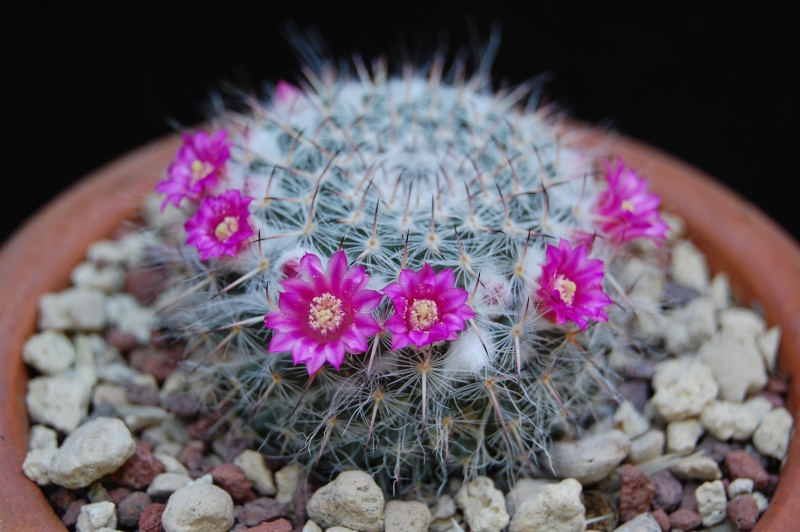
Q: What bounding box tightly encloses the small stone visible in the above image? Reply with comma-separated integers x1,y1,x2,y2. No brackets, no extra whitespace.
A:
628,429,665,464
178,442,215,479
727,495,759,531
612,512,662,531
237,497,288,527
757,326,781,372
22,448,57,486
105,293,154,344
139,503,167,532
76,501,117,532
62,499,87,528
234,450,276,496
106,328,140,353
92,383,130,411
709,272,731,309
23,329,77,374
126,263,171,306
505,478,554,516
154,453,190,476
752,406,793,460
650,470,683,512
509,478,583,532
618,380,651,413
49,417,136,489
650,508,669,532
127,382,161,406
580,490,617,531
71,260,126,293
681,481,699,511
147,473,192,498
670,240,709,294
751,491,769,514
614,401,651,439
384,500,431,532
696,331,767,402
725,450,768,489
652,358,718,422
700,401,760,441
664,297,717,355
161,482,234,532
302,520,322,532
695,480,727,527
666,419,704,453
87,481,112,503
164,392,201,419
26,369,95,433
246,518,294,531
307,470,385,532
129,347,178,385
39,287,107,331
668,508,702,530
110,442,165,489
274,463,303,505
118,491,152,528
669,454,722,481
727,478,754,499
545,429,631,485
49,487,76,514
717,308,765,337
618,465,655,521
695,435,737,463
210,463,257,503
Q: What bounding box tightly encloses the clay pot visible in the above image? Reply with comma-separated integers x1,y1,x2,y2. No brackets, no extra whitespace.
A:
0,130,797,529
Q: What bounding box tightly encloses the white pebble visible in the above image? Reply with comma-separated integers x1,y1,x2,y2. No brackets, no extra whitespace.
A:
695,480,727,527
23,330,76,375
666,419,704,453
505,478,555,517
628,429,665,464
28,424,58,450
612,512,662,531
234,449,276,496
71,261,125,293
48,417,136,489
670,240,709,293
669,454,721,481
105,293,154,344
717,308,765,337
26,370,94,433
384,500,431,532
22,448,57,486
663,298,716,354
147,473,192,498
752,407,793,460
76,501,117,532
275,462,303,505
154,452,189,475
307,470,385,532
709,272,731,309
696,331,767,402
509,478,585,532
757,326,781,373
613,401,651,439
727,478,754,498
162,483,234,532
652,358,718,422
751,491,769,514
455,476,510,532
38,287,107,331
700,401,760,441
545,430,631,485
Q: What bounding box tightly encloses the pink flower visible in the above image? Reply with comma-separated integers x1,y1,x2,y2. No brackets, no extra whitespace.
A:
156,129,232,208
383,264,475,350
536,238,612,330
184,190,255,261
593,157,669,245
275,80,300,103
264,250,383,375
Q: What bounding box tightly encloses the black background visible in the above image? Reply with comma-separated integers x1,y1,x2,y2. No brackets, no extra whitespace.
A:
5,1,798,246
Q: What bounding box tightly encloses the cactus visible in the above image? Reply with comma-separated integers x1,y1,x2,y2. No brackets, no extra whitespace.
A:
144,44,669,496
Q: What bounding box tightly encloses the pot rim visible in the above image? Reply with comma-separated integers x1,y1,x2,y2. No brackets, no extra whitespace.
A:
0,128,797,529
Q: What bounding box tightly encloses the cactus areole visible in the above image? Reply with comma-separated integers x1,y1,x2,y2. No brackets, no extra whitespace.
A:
150,54,670,494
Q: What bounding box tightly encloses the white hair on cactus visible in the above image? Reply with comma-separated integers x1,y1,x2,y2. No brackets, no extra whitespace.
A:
442,325,493,372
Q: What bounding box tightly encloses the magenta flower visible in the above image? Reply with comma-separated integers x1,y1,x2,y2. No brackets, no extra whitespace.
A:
184,190,255,261
593,157,669,245
156,129,232,208
383,264,475,350
536,239,612,330
264,250,383,375
275,80,300,103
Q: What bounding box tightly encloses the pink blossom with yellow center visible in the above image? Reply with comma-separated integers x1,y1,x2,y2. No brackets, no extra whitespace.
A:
536,238,612,330
264,250,383,375
383,263,475,350
184,190,254,261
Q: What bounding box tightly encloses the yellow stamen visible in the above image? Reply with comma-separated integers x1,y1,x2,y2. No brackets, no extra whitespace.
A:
409,299,439,330
191,160,214,183
621,200,635,213
309,293,344,335
554,274,577,305
214,216,239,242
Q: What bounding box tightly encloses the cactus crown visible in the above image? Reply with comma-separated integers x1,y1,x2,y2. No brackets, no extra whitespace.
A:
145,43,668,495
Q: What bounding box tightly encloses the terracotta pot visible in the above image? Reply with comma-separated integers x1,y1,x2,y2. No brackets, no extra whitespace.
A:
0,130,797,529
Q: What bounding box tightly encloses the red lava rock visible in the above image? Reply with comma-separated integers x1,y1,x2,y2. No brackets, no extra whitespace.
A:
759,390,786,408
219,437,257,464
211,463,257,503
139,502,167,532
129,347,178,384
680,481,699,511
651,508,670,532
108,486,133,506
47,487,75,514
237,497,288,526
111,442,165,489
618,464,655,521
118,491,153,528
650,470,683,512
127,382,161,406
765,374,789,395
293,480,313,529
726,450,769,490
126,264,170,306
187,411,225,441
179,441,215,479
617,379,651,413
246,518,294,532
105,328,140,353
765,473,780,495
669,508,702,530
728,495,759,531
61,498,86,528
696,435,738,463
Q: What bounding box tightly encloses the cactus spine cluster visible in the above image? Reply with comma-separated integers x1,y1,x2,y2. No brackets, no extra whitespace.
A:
145,50,665,495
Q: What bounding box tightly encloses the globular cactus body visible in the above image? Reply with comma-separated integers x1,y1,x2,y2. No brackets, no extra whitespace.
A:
147,51,667,495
